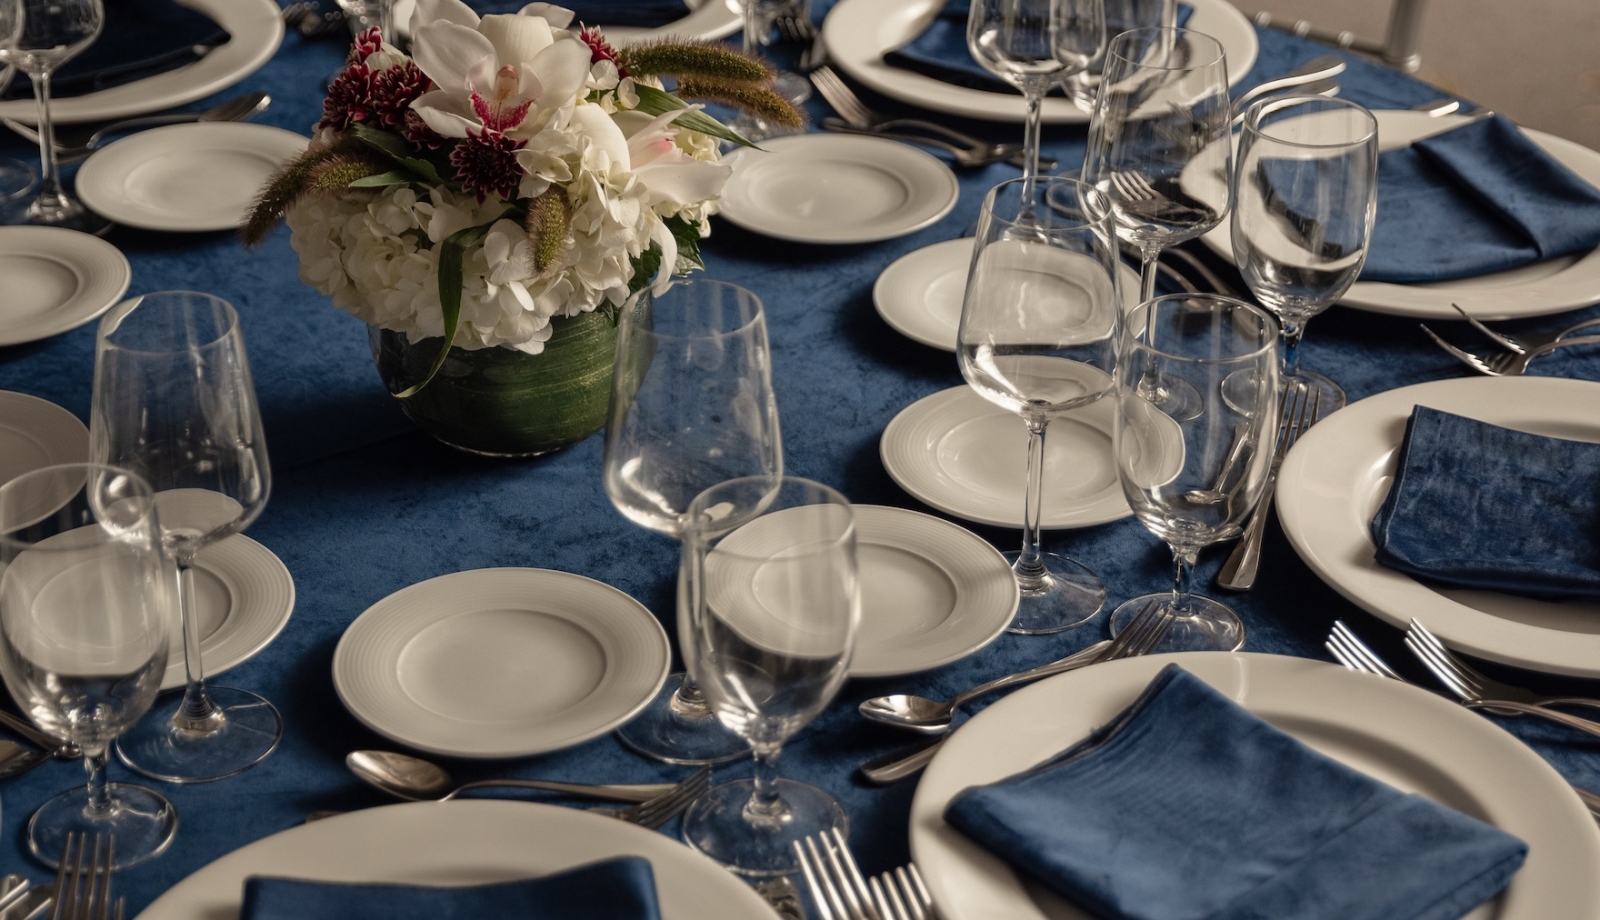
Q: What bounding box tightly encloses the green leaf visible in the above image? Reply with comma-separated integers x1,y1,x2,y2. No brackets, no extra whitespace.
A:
350,123,447,185
628,242,664,297
662,214,704,271
633,84,758,149
391,222,492,398
348,170,415,189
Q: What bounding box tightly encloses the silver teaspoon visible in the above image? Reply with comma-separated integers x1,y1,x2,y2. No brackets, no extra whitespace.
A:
347,750,677,803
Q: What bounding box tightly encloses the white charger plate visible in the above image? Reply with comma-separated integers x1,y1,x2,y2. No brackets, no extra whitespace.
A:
1191,110,1600,320
333,568,671,758
881,386,1133,530
0,391,88,527
822,0,1257,125
393,0,742,42
720,134,960,244
0,227,130,347
1276,376,1600,678
0,0,282,125
910,652,1600,920
76,122,308,232
134,800,778,920
170,534,294,691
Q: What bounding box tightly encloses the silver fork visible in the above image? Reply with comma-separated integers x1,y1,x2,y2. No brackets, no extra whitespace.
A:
595,766,710,829
1419,324,1600,376
1447,303,1600,356
1108,170,1218,227
867,864,934,920
1216,385,1321,591
50,833,120,920
821,117,1025,169
1404,620,1600,738
795,828,934,920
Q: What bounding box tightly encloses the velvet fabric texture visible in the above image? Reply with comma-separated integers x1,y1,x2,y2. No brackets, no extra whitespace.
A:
1370,406,1600,599
1362,116,1600,283
463,0,687,26
946,665,1528,920
240,857,663,920
1,0,230,101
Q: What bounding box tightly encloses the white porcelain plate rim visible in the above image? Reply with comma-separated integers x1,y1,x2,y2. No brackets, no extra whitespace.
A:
165,533,295,691
0,0,282,125
1276,375,1600,677
332,567,671,758
822,0,1257,125
719,134,960,244
909,651,1600,920
0,391,89,529
133,800,779,920
0,227,130,346
392,0,741,42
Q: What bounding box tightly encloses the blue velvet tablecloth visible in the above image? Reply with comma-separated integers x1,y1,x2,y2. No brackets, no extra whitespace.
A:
1,6,1599,914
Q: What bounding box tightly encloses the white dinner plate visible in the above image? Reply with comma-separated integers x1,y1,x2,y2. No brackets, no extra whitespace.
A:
0,227,130,347
0,0,282,125
720,134,960,244
333,568,671,758
881,386,1133,530
910,652,1600,920
0,391,88,528
393,0,742,42
1192,110,1600,320
134,800,778,920
1276,376,1600,678
76,122,307,232
169,534,295,691
823,0,1257,125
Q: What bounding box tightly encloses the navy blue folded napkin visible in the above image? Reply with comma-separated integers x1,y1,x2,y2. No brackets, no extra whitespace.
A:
1,0,230,101
1370,405,1600,599
468,0,687,27
946,664,1527,920
883,0,1190,95
240,857,662,920
1362,115,1600,282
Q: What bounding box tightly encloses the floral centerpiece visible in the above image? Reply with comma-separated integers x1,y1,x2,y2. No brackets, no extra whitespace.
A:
244,0,802,456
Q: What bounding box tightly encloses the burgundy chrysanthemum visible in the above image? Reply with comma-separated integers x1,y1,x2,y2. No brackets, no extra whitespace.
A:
319,62,374,131
579,26,628,79
402,110,448,150
450,129,527,203
370,60,433,129
351,26,384,63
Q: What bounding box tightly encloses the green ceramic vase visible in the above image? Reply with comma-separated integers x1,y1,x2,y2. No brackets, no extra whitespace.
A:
370,311,618,458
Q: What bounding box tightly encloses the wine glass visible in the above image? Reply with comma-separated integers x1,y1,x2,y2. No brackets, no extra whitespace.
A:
603,279,782,765
1082,27,1232,420
1232,95,1378,412
734,0,810,141
92,291,283,783
679,475,857,877
0,463,176,867
335,0,394,42
1065,0,1174,112
0,0,109,233
967,0,1105,179
957,175,1122,634
1111,293,1278,652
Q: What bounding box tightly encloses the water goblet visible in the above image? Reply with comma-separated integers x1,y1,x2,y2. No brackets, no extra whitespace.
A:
0,464,176,868
967,0,1105,179
734,0,810,141
0,0,108,233
92,291,282,783
957,175,1122,633
1232,95,1378,411
604,279,782,765
1065,0,1175,112
1110,293,1279,652
679,476,857,877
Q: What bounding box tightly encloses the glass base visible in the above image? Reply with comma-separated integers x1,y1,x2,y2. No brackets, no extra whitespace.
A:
615,674,749,765
24,194,110,235
1005,551,1105,635
772,70,812,106
115,686,282,783
731,110,805,143
0,158,39,224
1110,594,1245,653
1136,371,1203,422
28,783,177,870
1282,368,1345,413
682,778,847,877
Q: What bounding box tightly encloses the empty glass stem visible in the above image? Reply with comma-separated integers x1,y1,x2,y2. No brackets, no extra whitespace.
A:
1015,416,1050,587
27,68,70,220
173,559,225,734
1170,545,1199,613
1281,317,1307,381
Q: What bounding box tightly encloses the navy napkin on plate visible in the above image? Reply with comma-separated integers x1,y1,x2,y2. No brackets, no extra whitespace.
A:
1362,115,1600,282
1,0,230,101
1370,405,1600,599
468,0,688,27
240,857,663,920
945,664,1527,920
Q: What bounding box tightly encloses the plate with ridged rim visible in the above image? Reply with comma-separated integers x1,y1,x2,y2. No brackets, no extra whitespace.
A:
911,652,1600,920
333,568,670,758
0,391,89,528
166,534,294,690
0,228,130,347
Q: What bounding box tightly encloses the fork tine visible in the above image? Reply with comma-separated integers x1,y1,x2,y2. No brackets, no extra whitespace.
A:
876,873,911,920
1407,620,1487,696
1328,621,1401,680
1419,324,1497,376
623,766,710,829
1403,632,1473,700
1128,606,1175,657
811,67,870,127
48,833,74,920
1100,600,1160,661
1451,303,1526,354
824,828,880,920
905,864,933,911
891,867,927,920
98,836,115,920
795,837,844,920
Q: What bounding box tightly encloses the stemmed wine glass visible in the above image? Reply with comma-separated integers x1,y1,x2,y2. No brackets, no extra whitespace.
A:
734,0,810,141
957,176,1122,634
967,0,1105,179
1231,95,1378,411
1083,27,1232,419
0,0,108,233
1065,0,1175,112
679,476,857,877
1111,293,1278,652
603,279,782,765
0,464,176,867
92,291,283,783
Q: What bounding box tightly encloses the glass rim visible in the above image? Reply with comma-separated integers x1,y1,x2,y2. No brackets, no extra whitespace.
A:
97,290,241,356
0,462,155,548
981,175,1114,232
1125,293,1280,364
1243,95,1379,149
1106,27,1227,71
623,278,768,343
683,475,856,556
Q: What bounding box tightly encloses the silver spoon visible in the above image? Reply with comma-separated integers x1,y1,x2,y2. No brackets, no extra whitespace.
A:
857,640,1111,735
347,750,678,804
